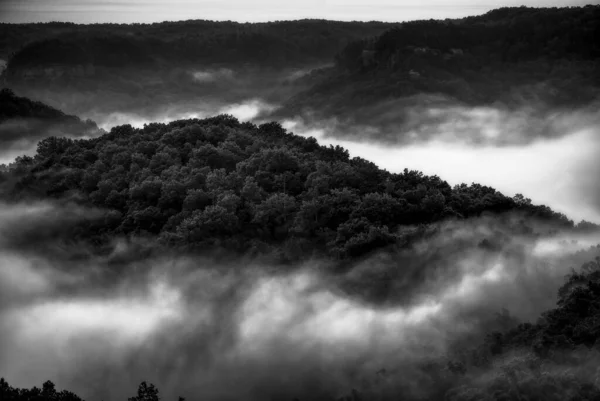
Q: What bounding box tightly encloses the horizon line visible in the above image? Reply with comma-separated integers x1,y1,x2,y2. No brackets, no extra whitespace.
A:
2,3,596,25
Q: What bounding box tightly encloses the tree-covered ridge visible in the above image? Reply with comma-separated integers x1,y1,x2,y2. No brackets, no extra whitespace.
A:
0,88,91,124
285,5,600,118
0,89,100,164
0,87,101,138
475,256,600,357
2,20,395,71
2,113,574,260
440,258,600,401
338,5,599,70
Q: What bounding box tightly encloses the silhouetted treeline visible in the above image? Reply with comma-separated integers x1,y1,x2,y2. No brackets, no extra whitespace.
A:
1,111,580,260
0,379,83,401
0,379,181,401
286,5,600,118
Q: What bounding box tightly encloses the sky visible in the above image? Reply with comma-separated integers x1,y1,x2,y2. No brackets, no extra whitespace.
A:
0,0,594,23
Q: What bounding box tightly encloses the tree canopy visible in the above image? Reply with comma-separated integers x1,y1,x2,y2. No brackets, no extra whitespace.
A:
1,108,576,261
2,20,395,71
284,5,600,121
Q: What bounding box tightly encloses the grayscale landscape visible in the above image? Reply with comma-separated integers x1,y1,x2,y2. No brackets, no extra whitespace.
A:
0,2,599,400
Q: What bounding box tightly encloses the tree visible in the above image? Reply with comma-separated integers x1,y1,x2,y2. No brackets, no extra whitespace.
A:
35,136,74,160
513,193,532,206
241,176,265,203
177,205,239,242
253,193,298,239
128,382,160,401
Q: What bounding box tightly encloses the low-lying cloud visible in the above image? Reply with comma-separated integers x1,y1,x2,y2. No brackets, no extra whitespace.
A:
1,199,599,401
0,118,100,165
190,68,235,83
284,103,600,223
93,99,276,131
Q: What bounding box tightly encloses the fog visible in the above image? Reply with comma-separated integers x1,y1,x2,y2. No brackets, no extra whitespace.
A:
6,90,595,223
0,94,276,165
190,69,235,84
3,69,600,399
5,65,321,134
282,103,600,223
71,87,600,227
0,199,598,400
0,118,101,165
92,99,276,131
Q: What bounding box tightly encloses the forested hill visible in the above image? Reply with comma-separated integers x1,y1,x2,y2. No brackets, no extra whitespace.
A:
284,5,600,120
0,88,100,158
0,87,100,134
0,88,95,126
1,107,584,261
1,20,394,72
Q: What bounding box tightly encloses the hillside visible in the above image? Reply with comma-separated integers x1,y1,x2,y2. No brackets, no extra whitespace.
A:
2,20,395,74
0,20,395,119
3,7,600,401
281,6,600,129
0,88,101,165
1,94,600,401
1,105,581,262
0,87,96,124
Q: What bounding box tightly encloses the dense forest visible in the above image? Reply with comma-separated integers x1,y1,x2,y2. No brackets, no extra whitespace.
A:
0,20,394,117
1,20,394,72
1,104,587,263
2,7,600,400
5,6,598,135
0,90,599,401
282,6,600,125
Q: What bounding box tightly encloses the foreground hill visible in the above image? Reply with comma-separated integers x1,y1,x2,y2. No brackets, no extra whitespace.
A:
1,105,580,261
282,6,600,128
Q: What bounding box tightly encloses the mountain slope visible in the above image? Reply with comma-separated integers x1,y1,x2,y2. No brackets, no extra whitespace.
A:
281,6,600,130
0,87,95,124
3,20,395,74
1,104,578,261
0,20,396,125
0,88,101,165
